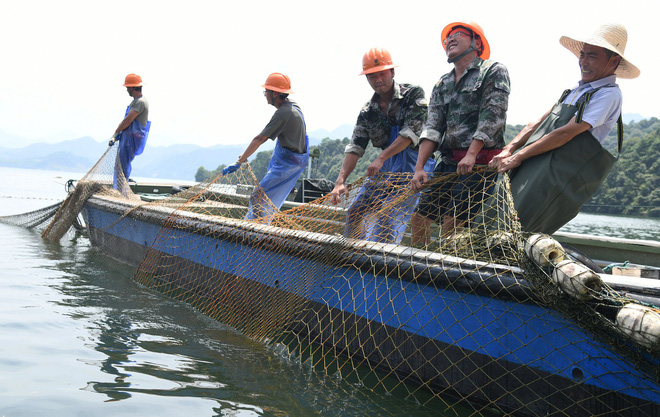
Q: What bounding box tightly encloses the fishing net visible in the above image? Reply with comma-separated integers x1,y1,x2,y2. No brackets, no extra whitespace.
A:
3,147,660,416
0,145,134,238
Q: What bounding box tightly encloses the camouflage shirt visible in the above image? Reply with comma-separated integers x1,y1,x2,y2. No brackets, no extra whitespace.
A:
421,58,510,158
345,81,428,157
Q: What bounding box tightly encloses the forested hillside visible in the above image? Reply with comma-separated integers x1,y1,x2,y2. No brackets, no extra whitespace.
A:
196,118,660,217
587,118,660,217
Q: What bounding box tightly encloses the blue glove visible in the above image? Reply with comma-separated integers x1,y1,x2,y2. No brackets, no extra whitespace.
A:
222,163,240,176
108,133,120,146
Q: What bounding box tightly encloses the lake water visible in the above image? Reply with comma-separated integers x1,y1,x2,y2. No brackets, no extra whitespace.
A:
0,167,658,416
0,167,459,417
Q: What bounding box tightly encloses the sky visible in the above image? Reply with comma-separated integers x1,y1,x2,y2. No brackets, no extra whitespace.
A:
0,0,657,148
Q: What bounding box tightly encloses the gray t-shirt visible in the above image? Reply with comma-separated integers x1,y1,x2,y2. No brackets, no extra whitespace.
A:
260,100,306,154
129,96,149,126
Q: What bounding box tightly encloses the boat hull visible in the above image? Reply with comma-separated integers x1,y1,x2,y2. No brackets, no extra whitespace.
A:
83,196,660,416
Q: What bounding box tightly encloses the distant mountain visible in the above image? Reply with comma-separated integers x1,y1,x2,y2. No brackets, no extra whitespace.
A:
134,144,252,180
622,113,645,124
0,128,33,149
3,116,655,181
308,124,353,143
0,136,272,181
0,137,107,171
0,136,106,159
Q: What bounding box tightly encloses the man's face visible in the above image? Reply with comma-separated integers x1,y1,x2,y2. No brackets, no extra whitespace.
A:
264,89,275,105
126,87,134,97
579,44,619,83
444,28,473,60
366,69,394,96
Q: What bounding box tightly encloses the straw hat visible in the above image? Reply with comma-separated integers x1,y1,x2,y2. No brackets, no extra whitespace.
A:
559,23,640,79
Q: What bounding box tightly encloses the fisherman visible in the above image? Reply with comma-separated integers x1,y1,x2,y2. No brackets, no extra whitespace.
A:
329,47,435,244
410,22,510,245
223,73,308,220
109,73,151,183
489,23,639,234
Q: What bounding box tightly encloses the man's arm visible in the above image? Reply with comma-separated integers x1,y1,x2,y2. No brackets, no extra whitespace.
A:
489,107,552,170
238,135,269,164
114,109,139,137
366,136,413,176
330,152,360,205
456,138,485,175
411,139,438,190
410,82,444,189
494,116,591,173
397,85,427,147
223,134,269,175
460,63,509,173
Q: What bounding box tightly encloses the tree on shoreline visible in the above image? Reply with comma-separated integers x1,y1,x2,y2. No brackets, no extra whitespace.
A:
195,118,660,218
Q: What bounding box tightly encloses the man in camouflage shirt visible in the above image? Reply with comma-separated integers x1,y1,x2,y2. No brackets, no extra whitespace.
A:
330,48,435,244
410,21,510,245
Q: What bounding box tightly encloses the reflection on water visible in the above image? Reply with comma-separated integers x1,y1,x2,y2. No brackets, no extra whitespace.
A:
559,212,660,241
0,167,472,416
0,224,459,416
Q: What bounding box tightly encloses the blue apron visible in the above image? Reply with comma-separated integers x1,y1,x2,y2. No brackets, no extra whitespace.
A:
346,118,436,244
115,106,151,185
246,106,309,221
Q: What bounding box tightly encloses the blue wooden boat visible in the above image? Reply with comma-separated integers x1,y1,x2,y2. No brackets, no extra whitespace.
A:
81,191,660,417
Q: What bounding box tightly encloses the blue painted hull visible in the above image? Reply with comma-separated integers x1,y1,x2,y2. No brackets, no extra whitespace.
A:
83,196,660,416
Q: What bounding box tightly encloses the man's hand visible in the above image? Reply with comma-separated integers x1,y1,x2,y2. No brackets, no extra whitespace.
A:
329,183,348,205
108,132,120,146
488,149,511,171
411,169,428,191
222,163,241,176
494,154,522,173
366,158,384,177
456,154,476,175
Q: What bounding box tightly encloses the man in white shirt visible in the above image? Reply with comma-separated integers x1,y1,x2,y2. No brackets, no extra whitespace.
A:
489,23,639,234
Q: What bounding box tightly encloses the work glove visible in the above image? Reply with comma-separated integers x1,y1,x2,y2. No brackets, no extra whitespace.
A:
222,163,241,176
108,133,119,146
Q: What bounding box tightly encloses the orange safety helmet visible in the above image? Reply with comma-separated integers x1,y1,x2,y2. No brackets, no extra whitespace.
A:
441,21,491,60
262,72,293,94
123,73,143,87
360,48,398,75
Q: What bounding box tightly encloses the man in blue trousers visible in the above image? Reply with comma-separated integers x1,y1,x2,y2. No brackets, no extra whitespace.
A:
110,73,151,184
223,73,308,221
330,48,434,244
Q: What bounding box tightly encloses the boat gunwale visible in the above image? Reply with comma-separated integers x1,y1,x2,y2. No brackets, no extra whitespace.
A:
85,194,539,303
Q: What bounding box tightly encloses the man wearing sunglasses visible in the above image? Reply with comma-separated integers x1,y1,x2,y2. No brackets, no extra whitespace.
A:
411,21,510,245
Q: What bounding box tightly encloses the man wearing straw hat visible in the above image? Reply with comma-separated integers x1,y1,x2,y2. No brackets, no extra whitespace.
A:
490,23,639,234
410,21,510,244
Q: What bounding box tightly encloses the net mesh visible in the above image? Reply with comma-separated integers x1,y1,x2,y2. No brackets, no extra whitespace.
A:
2,147,660,416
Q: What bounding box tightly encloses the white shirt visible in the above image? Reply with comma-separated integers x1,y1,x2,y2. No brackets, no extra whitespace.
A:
562,74,622,144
